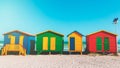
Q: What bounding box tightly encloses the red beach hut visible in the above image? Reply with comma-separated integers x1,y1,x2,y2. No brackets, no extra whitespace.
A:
86,30,117,54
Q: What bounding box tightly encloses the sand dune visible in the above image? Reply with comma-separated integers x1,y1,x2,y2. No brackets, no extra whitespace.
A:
0,55,120,68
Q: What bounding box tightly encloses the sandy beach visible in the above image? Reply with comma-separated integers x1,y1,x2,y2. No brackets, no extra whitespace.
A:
0,54,120,68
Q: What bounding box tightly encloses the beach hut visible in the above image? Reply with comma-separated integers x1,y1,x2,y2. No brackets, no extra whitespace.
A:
1,30,35,55
36,30,64,54
67,31,84,55
86,30,117,54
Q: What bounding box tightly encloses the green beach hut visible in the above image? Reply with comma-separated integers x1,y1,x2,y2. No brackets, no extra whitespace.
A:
36,30,64,54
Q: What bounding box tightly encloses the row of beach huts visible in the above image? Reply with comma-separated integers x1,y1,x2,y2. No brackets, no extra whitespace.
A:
0,30,118,55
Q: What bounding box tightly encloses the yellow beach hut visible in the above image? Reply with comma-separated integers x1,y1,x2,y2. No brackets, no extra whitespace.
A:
67,31,84,55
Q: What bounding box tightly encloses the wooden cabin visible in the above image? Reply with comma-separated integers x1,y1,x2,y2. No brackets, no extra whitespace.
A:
1,30,35,55
86,30,117,54
36,30,64,54
67,31,84,55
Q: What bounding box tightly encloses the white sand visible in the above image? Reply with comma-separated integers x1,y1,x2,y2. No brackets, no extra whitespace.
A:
0,55,120,68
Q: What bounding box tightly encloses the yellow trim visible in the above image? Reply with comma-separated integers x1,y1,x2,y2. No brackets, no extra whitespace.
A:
1,35,26,55
9,35,15,44
1,44,26,55
87,30,117,36
19,35,24,45
43,37,48,50
50,37,56,50
36,30,64,36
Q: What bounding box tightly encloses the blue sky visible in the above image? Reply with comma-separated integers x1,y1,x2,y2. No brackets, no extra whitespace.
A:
0,0,120,41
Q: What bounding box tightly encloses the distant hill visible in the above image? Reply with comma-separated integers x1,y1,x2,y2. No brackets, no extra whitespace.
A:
118,39,120,44
64,41,68,44
83,41,86,44
0,41,3,43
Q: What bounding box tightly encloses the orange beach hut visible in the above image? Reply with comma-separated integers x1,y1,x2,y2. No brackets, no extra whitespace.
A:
67,31,84,55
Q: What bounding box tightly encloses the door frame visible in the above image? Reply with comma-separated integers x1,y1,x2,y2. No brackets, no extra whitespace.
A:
42,37,48,50
104,37,110,51
96,37,102,52
70,37,75,51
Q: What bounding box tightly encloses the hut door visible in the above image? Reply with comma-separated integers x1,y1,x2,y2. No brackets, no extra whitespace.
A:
30,40,35,53
50,37,56,50
96,37,102,51
70,37,75,50
43,37,48,50
104,37,109,51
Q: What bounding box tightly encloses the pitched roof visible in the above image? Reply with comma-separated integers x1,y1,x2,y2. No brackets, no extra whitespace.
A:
87,30,117,36
36,30,64,37
67,31,84,37
3,30,35,36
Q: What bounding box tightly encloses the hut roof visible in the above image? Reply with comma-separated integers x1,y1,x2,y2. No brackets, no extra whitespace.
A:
87,30,117,36
67,31,84,37
3,30,35,36
36,30,64,37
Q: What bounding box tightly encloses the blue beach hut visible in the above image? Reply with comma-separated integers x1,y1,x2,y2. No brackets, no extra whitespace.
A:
3,30,35,54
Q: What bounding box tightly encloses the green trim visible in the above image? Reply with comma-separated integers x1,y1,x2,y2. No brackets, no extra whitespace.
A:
96,37,102,51
104,37,110,51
